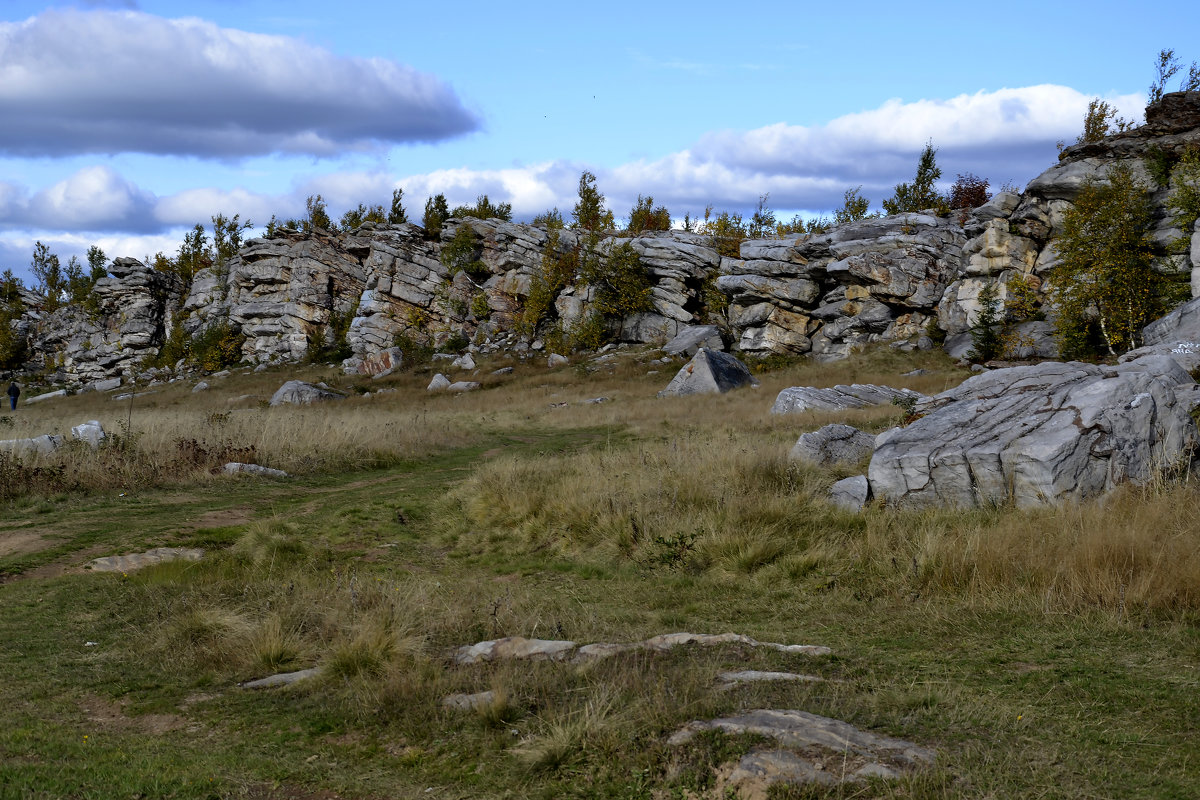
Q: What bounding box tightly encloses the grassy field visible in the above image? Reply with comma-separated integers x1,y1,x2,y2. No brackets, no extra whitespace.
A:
2,347,1199,799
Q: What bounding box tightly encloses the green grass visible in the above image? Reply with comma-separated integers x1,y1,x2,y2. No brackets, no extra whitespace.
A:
2,352,1199,798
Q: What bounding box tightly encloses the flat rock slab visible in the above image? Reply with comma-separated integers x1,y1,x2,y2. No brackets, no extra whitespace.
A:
670,709,934,791
717,671,824,687
772,384,924,414
454,632,831,665
574,632,831,662
86,547,204,573
241,667,320,689
453,636,577,665
0,434,64,455
662,324,725,357
869,356,1200,508
829,475,871,512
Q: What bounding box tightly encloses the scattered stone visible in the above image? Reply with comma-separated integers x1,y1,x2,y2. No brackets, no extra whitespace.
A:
547,353,569,368
573,632,830,662
268,380,345,407
789,424,874,467
772,384,924,414
448,381,481,393
0,434,64,455
453,637,577,665
86,547,204,573
91,378,122,392
70,420,106,447
25,389,67,405
222,462,289,478
427,373,451,391
584,397,609,404
658,348,758,398
829,475,871,512
343,346,404,377
192,381,209,393
662,324,725,357
669,709,934,792
254,363,270,372
451,353,476,370
869,356,1200,508
491,366,514,376
241,667,320,690
442,690,498,711
113,391,156,401
210,370,231,379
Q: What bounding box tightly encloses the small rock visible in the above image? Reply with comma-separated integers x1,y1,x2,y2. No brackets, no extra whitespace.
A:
829,475,871,512
717,671,824,687
452,353,476,370
658,348,758,398
427,373,451,391
442,690,499,711
547,353,569,368
192,381,209,393
448,381,481,392
241,667,320,689
25,389,67,405
491,366,514,376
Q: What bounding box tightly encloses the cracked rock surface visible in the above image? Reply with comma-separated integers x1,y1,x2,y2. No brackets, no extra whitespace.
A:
868,356,1199,508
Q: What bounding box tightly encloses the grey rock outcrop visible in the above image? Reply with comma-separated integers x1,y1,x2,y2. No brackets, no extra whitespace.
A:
86,547,204,573
789,424,875,466
658,348,757,397
223,462,289,478
0,433,64,455
268,380,345,407
70,420,105,447
772,384,923,414
868,357,1199,508
1120,294,1200,372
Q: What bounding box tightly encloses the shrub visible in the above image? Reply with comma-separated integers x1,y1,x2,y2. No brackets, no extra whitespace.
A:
191,319,246,371
441,223,490,281
452,194,513,222
519,230,576,336
949,173,991,223
626,195,671,234
423,194,450,237
1167,146,1200,246
700,206,747,257
570,172,614,232
834,186,872,225
583,241,653,321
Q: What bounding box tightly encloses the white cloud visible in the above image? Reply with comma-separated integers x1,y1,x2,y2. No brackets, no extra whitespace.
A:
0,9,480,158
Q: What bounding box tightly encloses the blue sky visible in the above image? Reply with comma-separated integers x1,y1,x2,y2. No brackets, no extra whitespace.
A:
1,0,1195,283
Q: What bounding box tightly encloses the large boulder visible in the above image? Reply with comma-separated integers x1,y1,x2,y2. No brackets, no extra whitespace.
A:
658,348,758,398
789,424,875,466
772,384,923,414
268,380,345,407
868,357,1199,508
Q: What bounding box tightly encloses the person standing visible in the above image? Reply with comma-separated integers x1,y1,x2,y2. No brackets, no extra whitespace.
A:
6,380,18,411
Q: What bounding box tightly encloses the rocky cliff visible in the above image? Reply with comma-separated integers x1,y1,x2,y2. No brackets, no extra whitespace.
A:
9,92,1200,385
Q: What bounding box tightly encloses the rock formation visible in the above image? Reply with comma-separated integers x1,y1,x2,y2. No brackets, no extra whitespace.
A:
7,92,1200,384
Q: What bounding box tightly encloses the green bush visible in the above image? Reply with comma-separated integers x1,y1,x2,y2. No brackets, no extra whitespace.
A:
441,224,490,281
583,241,653,321
882,141,948,215
191,319,246,371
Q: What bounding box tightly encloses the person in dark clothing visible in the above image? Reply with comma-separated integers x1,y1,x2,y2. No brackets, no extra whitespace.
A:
6,381,18,411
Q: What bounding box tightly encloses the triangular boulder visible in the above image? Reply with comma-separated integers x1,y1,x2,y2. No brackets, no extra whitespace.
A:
658,348,758,397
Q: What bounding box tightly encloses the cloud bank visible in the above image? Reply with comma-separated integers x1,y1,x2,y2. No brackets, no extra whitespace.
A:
0,9,480,158
0,83,1147,277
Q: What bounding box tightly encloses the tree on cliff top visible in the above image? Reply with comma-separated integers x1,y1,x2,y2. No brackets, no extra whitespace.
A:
570,171,614,232
882,141,947,215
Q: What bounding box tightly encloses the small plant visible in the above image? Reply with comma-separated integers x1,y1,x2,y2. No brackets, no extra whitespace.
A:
1075,98,1134,145
190,319,246,371
834,186,872,225
441,223,490,281
470,291,491,321
625,195,671,234
949,173,991,224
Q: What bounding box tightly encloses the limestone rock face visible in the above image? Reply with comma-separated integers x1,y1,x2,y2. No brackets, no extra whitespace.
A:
662,324,725,357
30,257,184,383
658,348,758,397
789,424,875,466
1120,294,1200,372
868,357,1199,508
